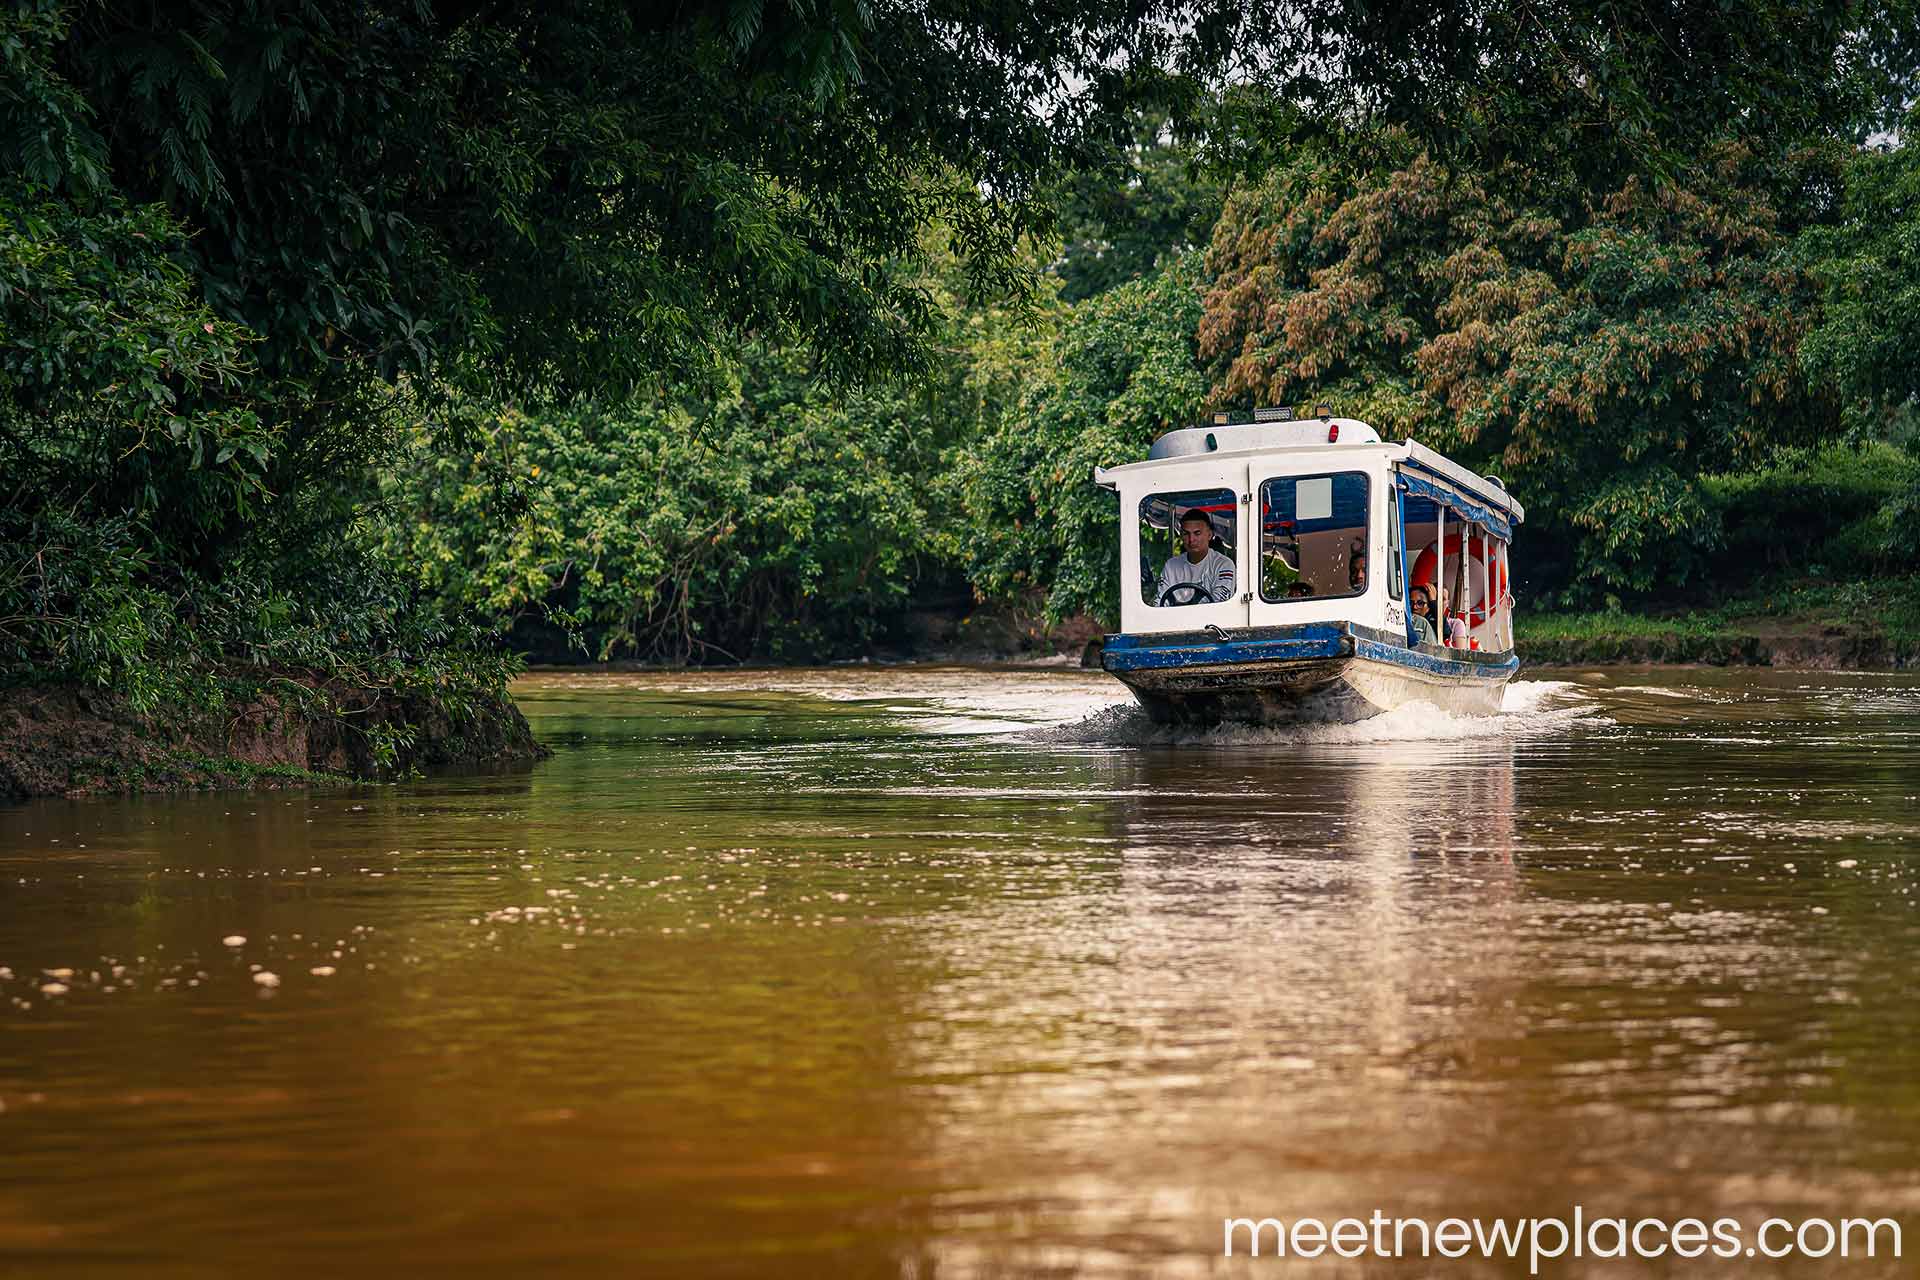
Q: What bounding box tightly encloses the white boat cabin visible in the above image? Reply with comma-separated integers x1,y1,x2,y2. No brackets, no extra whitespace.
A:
1093,411,1525,651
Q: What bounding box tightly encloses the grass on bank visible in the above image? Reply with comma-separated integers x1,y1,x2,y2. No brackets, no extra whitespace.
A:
1516,574,1920,664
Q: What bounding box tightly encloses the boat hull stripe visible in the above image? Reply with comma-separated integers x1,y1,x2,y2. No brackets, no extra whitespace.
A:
1101,633,1349,672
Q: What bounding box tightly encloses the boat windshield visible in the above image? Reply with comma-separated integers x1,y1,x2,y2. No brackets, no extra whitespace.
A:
1259,471,1369,602
1139,489,1236,607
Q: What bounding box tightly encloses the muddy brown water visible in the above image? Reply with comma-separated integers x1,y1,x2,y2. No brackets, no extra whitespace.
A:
1,667,1918,1278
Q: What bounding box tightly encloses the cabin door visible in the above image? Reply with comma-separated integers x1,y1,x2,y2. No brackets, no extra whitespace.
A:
1126,462,1252,633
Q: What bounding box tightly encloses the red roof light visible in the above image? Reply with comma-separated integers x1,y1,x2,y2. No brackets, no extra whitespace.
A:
1327,423,1339,443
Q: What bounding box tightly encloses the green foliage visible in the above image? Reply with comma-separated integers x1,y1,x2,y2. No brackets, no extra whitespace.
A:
1706,442,1920,576
1800,111,1920,436
1561,467,1724,600
1208,2,1915,202
0,184,281,706
9,0,1920,700
381,351,952,663
0,510,175,707
1198,142,1838,602
0,189,272,512
0,164,509,719
1543,134,1920,598
0,490,516,716
1197,143,1430,432
944,254,1210,624
1047,112,1222,303
1519,574,1920,663
0,2,107,192
379,112,1920,641
3,0,1241,709
34,0,1261,397
388,251,1217,654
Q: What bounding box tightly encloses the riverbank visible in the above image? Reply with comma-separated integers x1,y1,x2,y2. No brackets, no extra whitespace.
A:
28,581,1896,805
0,678,548,802
1515,576,1920,669
559,588,1918,674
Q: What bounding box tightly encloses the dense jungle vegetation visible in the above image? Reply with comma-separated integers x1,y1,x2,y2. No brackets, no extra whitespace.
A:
6,1,1920,716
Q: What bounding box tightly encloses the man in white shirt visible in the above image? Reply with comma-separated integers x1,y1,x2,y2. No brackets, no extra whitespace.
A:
1156,508,1235,606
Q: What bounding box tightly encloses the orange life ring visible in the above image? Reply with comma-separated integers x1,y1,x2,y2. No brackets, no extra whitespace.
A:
1410,534,1508,628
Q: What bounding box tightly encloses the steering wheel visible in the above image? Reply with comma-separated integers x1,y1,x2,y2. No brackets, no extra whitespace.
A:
1158,582,1211,607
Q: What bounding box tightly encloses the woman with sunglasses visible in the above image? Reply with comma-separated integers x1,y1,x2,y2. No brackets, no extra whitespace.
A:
1408,586,1438,645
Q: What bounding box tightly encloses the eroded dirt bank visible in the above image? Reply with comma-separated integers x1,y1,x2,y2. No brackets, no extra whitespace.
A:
0,681,547,802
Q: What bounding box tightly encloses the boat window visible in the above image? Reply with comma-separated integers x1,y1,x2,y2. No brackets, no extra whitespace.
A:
1259,471,1369,603
1139,489,1237,607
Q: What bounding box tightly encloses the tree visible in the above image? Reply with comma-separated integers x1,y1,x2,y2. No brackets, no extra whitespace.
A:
7,0,1916,695
0,0,1226,692
1801,112,1920,432
378,347,954,664
0,188,273,703
946,254,1211,624
1204,1,1915,203
1047,111,1222,303
37,1,1897,399
1199,142,1835,600
31,0,1243,396
1799,112,1920,562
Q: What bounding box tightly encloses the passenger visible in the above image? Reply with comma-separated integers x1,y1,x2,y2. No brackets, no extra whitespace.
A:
1348,551,1367,592
1408,585,1438,645
1156,508,1236,606
1285,581,1315,598
1438,588,1469,648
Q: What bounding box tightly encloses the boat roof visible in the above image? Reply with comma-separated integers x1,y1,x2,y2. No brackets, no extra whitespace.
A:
1146,416,1383,458
1092,417,1524,524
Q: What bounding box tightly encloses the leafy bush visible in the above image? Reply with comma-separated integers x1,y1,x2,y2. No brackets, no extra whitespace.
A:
0,186,512,715
1705,442,1920,580
381,349,952,663
6,0,1232,705
0,188,270,707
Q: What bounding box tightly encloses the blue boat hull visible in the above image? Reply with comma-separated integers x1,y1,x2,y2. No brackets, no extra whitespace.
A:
1099,623,1519,725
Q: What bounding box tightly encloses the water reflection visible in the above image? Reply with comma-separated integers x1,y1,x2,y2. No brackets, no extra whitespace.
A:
892,741,1539,1273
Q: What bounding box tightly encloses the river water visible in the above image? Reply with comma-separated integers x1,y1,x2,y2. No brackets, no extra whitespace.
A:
1,666,1918,1277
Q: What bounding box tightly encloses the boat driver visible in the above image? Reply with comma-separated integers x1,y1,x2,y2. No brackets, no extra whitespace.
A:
1156,508,1236,606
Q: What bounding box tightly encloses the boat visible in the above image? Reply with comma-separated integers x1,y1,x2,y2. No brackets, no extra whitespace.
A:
1092,407,1523,725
